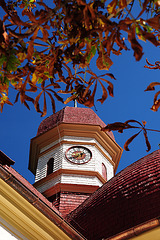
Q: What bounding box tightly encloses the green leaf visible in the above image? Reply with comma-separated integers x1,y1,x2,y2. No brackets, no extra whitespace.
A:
0,55,7,68
86,52,91,63
38,77,43,84
3,76,9,86
91,45,97,56
6,55,21,72
136,26,140,35
44,72,53,78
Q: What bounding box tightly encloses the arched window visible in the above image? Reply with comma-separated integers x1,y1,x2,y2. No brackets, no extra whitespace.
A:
102,163,107,181
47,158,54,176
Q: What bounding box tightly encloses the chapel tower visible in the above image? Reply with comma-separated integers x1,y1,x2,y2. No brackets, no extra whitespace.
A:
29,107,122,217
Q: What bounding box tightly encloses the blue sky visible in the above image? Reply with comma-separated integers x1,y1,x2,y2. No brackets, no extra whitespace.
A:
1,2,160,184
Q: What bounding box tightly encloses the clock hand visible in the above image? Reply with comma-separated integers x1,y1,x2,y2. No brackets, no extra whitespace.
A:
73,152,84,158
73,153,80,158
80,152,83,157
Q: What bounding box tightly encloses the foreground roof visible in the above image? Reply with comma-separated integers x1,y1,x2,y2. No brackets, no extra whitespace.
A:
66,150,160,240
0,150,15,166
0,162,85,240
37,106,114,140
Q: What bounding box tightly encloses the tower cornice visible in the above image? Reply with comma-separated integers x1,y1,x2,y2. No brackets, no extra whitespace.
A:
29,122,122,175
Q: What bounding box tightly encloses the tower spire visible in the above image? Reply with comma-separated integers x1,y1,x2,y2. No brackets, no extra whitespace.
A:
74,99,77,107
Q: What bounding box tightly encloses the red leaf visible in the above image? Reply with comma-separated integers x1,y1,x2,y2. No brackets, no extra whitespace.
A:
27,41,34,60
145,82,160,91
42,92,47,117
84,80,97,107
143,130,151,152
128,26,143,61
146,16,160,31
96,52,113,70
151,99,160,112
86,70,97,77
142,31,159,46
47,89,64,103
97,80,108,104
101,122,132,133
124,119,143,127
124,130,142,151
99,77,114,97
14,92,20,103
46,91,56,113
153,91,160,103
0,20,8,45
34,91,43,114
82,81,94,99
24,101,30,110
119,0,127,9
41,28,49,42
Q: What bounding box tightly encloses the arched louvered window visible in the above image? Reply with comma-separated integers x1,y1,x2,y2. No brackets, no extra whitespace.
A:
102,163,107,181
47,158,54,176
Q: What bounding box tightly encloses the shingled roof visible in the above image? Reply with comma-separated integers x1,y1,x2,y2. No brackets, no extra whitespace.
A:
66,150,160,240
37,107,114,140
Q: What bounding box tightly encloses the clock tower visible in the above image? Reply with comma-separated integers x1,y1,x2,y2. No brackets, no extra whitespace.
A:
29,107,122,217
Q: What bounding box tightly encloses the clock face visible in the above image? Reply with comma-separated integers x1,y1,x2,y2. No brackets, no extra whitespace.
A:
65,146,92,164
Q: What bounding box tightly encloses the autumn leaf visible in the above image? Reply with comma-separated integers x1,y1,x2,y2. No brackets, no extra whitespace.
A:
96,52,113,70
144,59,160,70
151,90,160,112
101,122,132,133
146,16,160,31
99,77,114,97
141,31,159,46
143,129,151,152
42,92,47,117
107,0,118,14
119,0,127,9
151,99,160,112
128,26,144,61
124,130,142,151
45,91,55,113
32,72,38,84
0,20,8,46
82,81,94,99
64,94,78,104
27,41,34,60
145,82,160,91
97,80,108,104
0,93,13,112
40,27,49,42
34,91,43,114
17,52,27,62
84,80,97,107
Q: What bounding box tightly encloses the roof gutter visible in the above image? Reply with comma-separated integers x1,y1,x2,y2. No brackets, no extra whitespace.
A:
105,218,160,240
0,164,86,240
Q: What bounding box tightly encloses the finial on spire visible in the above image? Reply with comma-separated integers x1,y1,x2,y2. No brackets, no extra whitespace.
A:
74,99,77,107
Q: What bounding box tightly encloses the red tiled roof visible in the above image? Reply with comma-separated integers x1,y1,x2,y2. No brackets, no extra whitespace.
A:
66,150,160,240
37,107,114,140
